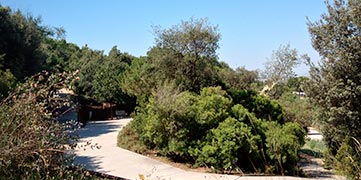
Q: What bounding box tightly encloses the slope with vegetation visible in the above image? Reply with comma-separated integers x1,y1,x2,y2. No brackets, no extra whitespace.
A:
2,0,361,179
0,5,128,179
118,18,306,176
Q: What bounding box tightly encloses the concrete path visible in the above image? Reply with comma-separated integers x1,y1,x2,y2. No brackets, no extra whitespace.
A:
73,119,342,180
307,127,323,141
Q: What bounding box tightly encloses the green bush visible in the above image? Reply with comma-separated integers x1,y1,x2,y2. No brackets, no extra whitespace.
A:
121,86,305,175
333,140,361,179
117,123,148,154
192,117,256,170
229,89,284,124
0,69,16,98
131,84,196,157
278,92,317,128
193,86,232,134
265,122,305,175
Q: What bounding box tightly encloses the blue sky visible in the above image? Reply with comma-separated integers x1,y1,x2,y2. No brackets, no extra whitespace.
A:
1,0,327,75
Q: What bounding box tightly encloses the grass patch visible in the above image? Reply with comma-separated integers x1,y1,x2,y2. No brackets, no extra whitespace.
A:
117,123,148,154
301,139,327,158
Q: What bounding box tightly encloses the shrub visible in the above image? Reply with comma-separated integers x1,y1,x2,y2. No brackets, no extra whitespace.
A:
193,86,232,134
192,117,257,170
0,72,95,179
120,86,305,175
265,122,305,175
278,92,317,128
0,69,16,98
131,83,197,158
229,89,284,123
333,139,361,179
117,123,147,154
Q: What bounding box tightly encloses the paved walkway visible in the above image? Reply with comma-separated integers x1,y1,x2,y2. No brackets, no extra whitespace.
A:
307,127,323,141
73,119,342,180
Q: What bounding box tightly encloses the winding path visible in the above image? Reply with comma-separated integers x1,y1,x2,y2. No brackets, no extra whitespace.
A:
73,119,342,180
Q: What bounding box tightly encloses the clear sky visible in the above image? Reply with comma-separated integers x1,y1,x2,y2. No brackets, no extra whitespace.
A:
1,0,327,75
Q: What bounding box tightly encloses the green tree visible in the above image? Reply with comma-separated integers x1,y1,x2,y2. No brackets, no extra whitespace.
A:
306,0,361,178
153,17,220,60
121,56,157,99
0,6,37,97
0,5,49,79
286,76,308,92
93,46,135,105
149,18,221,92
41,38,81,73
73,46,105,100
218,64,259,91
265,122,305,175
263,44,305,85
278,92,316,128
0,5,74,98
73,46,135,107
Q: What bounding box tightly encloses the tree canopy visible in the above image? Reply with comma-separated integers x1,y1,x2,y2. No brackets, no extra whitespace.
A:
118,17,306,175
0,4,322,177
0,6,48,97
149,18,221,92
306,0,361,178
0,6,49,79
263,44,308,85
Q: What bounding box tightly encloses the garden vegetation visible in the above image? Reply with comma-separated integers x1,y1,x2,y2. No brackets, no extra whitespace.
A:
1,0,361,179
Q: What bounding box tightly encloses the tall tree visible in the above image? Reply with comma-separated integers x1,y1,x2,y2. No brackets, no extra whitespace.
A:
263,44,307,85
73,46,135,109
149,18,221,92
218,64,259,91
153,18,220,59
41,38,81,73
121,56,157,98
0,5,56,98
92,46,134,105
0,5,48,79
72,46,105,100
306,0,361,178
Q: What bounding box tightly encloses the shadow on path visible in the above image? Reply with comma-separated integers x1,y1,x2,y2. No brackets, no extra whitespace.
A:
74,155,105,171
76,120,125,139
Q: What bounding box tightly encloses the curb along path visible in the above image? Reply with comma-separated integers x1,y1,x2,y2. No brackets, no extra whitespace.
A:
74,119,339,180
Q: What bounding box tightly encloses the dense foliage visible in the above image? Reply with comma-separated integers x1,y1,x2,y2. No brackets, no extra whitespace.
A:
72,46,135,106
116,18,308,176
1,3,330,178
124,86,305,175
0,5,133,177
274,77,317,129
0,6,43,97
0,6,49,80
0,4,135,109
218,64,260,91
306,0,361,178
151,18,220,92
42,38,81,73
121,18,259,99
